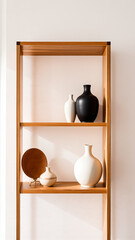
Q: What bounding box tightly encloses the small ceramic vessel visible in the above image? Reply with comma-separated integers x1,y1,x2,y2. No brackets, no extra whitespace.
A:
64,94,76,122
40,167,57,187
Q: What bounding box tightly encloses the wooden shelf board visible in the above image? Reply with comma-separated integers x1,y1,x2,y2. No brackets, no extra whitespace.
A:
20,122,107,127
18,42,109,56
20,181,107,194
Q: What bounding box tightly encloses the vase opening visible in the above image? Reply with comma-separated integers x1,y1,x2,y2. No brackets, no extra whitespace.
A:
84,144,93,155
46,167,50,171
69,94,73,100
83,85,91,94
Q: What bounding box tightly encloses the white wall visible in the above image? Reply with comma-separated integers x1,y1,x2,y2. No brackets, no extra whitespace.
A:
1,0,135,239
0,0,6,239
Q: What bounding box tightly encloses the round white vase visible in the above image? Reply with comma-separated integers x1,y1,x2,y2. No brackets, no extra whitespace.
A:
74,144,102,188
64,94,76,122
40,167,57,187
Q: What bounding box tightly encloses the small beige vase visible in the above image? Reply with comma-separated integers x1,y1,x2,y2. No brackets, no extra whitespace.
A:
40,167,57,187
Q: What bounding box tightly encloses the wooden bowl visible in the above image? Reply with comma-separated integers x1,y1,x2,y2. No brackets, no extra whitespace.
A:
22,148,47,180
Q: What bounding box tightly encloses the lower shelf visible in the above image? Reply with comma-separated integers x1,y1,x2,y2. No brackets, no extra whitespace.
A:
20,181,107,194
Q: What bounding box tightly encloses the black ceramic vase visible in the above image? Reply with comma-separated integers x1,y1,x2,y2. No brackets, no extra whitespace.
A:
76,85,99,122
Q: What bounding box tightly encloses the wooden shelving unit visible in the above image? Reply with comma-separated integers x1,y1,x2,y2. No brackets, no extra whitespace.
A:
16,41,111,240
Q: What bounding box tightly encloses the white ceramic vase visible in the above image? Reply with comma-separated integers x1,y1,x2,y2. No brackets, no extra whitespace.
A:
40,167,57,187
64,94,76,122
74,144,102,188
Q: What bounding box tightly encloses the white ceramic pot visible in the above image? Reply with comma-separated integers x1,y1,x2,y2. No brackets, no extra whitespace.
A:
74,144,102,188
40,167,57,187
64,94,76,122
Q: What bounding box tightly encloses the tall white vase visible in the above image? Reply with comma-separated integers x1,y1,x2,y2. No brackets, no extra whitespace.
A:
74,144,102,188
64,94,76,122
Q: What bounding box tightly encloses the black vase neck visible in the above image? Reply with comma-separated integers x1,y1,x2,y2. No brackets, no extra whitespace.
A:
83,85,91,94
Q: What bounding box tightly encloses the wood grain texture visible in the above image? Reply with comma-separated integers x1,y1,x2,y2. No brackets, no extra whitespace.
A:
19,42,108,56
103,44,111,240
20,122,107,127
20,181,106,194
16,44,21,240
103,46,108,186
20,42,108,46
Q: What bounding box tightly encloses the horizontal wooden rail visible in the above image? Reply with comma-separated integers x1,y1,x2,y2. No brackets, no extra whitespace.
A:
20,181,107,194
17,41,110,56
20,122,107,127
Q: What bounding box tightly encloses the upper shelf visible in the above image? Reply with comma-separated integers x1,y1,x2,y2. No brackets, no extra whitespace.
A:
17,41,110,56
20,122,107,127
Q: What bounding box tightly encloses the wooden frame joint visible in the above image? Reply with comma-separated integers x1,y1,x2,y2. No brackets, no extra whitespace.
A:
107,41,111,45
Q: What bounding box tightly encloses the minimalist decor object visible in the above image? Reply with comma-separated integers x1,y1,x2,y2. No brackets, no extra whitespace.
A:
40,167,57,187
17,42,111,240
74,144,102,188
76,84,99,122
22,148,47,184
64,94,76,122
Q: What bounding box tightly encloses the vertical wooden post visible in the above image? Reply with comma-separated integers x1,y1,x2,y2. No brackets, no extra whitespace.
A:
103,43,111,240
16,42,21,240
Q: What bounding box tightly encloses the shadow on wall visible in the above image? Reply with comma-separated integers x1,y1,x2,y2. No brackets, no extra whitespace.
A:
21,194,102,240
22,127,103,181
21,127,103,240
22,56,103,122
96,104,103,122
21,55,103,239
20,104,103,239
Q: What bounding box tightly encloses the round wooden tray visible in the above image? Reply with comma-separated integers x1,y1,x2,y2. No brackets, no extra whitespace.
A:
22,148,47,180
